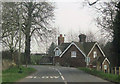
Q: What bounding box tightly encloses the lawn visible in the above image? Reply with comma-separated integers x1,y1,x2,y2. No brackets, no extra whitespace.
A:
2,66,36,83
78,67,120,83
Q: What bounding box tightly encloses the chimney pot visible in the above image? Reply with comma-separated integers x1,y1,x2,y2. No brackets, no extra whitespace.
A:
60,34,62,37
79,34,86,43
58,34,64,45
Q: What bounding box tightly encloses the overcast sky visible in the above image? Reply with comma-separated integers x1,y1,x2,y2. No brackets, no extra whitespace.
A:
31,0,110,53
54,0,98,34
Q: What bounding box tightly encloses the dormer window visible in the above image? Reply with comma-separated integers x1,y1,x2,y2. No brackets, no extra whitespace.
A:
93,51,97,58
55,49,61,56
71,51,76,58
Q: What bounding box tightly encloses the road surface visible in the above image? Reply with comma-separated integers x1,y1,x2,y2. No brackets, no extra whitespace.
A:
19,65,113,84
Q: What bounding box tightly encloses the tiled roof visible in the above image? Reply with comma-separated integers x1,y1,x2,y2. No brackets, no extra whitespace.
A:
57,42,96,55
58,43,71,52
82,42,96,55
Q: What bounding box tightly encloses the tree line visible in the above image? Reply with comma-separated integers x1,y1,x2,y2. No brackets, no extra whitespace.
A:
86,0,120,67
2,1,55,66
2,0,120,67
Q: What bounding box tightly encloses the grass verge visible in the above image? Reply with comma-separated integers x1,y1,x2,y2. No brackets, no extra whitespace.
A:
0,76,2,84
2,66,36,83
78,67,120,83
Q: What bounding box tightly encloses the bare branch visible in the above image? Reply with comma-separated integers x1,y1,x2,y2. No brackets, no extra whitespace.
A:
87,0,100,6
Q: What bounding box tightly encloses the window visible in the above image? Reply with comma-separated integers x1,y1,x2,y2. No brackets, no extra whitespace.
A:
86,57,90,65
104,65,107,70
71,51,76,58
87,57,90,63
93,51,97,58
55,49,60,56
93,66,96,68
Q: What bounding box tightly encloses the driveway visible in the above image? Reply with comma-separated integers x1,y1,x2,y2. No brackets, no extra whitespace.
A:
19,65,114,84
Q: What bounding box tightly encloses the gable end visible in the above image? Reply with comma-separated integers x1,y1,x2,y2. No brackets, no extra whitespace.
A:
87,42,105,57
60,42,86,57
102,58,110,64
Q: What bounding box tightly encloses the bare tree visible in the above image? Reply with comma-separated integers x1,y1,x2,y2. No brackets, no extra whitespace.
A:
66,30,79,42
86,31,95,42
20,2,55,65
31,27,60,54
2,2,22,62
95,1,119,37
86,0,100,6
50,27,60,45
2,2,55,66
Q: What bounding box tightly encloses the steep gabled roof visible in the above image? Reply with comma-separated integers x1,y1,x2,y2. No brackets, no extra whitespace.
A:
74,42,85,54
54,41,110,64
56,42,96,57
83,42,96,55
102,58,110,64
87,42,105,57
59,42,86,57
74,42,95,55
58,43,71,52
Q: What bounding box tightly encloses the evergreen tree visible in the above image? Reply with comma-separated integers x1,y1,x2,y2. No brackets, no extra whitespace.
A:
48,42,56,57
113,2,120,66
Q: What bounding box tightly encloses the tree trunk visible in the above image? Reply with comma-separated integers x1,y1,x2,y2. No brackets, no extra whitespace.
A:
25,2,32,66
25,34,31,65
25,22,31,65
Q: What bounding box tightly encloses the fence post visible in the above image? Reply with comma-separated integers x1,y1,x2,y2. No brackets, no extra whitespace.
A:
115,67,117,75
119,67,120,75
108,68,110,74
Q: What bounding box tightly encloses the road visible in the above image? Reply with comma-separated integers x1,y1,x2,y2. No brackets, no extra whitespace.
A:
19,65,113,84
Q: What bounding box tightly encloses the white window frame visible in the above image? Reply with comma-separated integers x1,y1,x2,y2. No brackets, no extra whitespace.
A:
104,65,107,70
55,49,60,56
93,66,96,68
93,51,97,58
71,51,76,58
86,57,90,65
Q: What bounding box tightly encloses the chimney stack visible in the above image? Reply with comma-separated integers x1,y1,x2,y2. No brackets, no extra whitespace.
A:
79,34,86,43
58,34,64,45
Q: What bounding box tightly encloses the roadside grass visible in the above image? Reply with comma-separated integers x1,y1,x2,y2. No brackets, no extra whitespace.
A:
0,76,2,84
2,66,36,83
78,67,120,83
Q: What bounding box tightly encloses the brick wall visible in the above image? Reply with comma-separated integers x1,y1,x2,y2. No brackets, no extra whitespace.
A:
59,45,86,67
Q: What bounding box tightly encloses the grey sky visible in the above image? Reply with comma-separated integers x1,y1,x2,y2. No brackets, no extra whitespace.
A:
54,1,98,35
53,0,110,35
1,0,111,53
31,0,110,53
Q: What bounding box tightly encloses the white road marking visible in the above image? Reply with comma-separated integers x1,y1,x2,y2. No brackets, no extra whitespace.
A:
46,76,49,78
61,76,65,80
64,81,68,84
26,75,60,79
55,68,67,84
41,76,59,79
42,76,45,78
26,76,33,78
34,76,37,78
54,76,59,79
50,76,53,78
